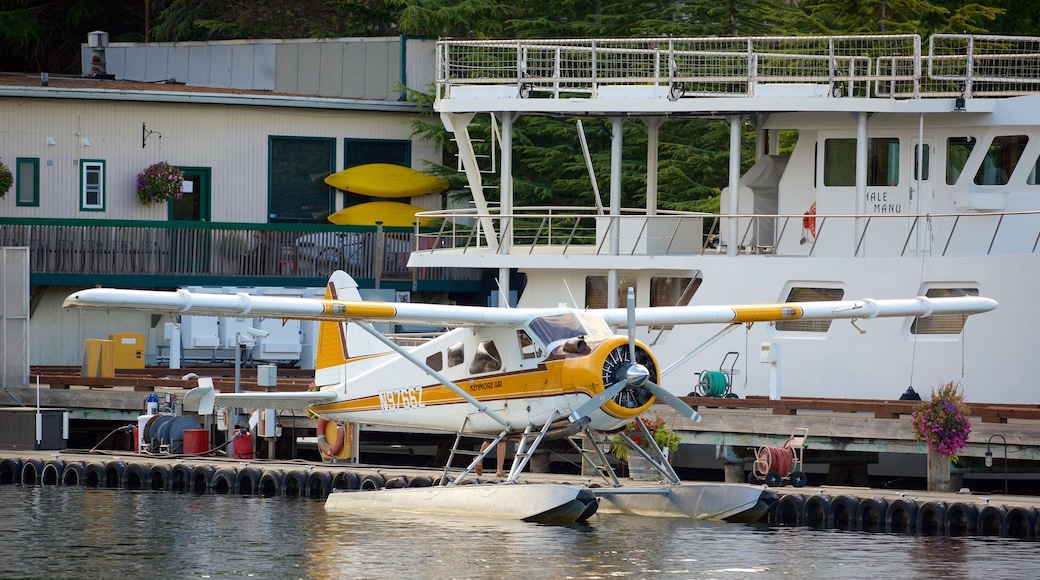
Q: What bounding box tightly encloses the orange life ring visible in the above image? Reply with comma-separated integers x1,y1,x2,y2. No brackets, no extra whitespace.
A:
316,418,346,457
802,202,817,238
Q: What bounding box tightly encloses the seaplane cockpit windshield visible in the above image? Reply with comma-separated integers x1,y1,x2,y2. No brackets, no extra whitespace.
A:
527,312,615,349
528,313,588,347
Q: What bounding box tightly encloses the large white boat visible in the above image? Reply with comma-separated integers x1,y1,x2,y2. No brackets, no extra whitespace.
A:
411,34,1040,405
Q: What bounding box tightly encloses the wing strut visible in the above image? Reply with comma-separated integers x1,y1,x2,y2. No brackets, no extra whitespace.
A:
354,320,512,429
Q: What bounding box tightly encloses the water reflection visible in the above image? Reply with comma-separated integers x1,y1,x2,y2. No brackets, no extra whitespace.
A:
1,486,1036,580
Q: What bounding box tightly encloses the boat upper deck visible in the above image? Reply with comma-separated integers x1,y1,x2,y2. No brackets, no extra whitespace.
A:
435,34,1040,116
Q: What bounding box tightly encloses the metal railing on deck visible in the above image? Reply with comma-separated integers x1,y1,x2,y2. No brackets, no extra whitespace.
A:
437,34,1040,101
0,220,480,284
414,207,1040,259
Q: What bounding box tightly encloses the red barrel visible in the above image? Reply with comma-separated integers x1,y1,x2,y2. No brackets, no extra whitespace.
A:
233,431,253,459
183,429,210,455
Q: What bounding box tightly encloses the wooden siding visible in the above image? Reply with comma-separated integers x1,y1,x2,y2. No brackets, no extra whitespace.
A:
0,97,439,223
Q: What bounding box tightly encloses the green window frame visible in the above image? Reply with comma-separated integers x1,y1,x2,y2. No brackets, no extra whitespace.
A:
80,159,105,211
16,157,39,207
823,138,900,187
268,136,335,223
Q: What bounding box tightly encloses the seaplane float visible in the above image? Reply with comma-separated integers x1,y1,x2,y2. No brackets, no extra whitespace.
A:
63,271,996,524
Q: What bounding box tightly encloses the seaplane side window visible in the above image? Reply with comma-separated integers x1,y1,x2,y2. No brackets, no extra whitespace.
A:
946,137,976,185
517,330,541,360
426,351,443,372
447,342,465,367
974,135,1028,186
775,287,845,332
823,138,899,187
912,288,980,335
585,276,637,309
469,341,502,374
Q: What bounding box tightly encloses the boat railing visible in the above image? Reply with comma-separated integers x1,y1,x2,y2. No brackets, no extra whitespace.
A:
414,207,1040,259
437,34,1040,101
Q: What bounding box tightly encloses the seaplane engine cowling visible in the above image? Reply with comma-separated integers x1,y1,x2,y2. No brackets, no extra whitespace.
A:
601,344,656,410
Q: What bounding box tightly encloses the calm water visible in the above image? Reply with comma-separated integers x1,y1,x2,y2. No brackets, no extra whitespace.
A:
1,485,1036,580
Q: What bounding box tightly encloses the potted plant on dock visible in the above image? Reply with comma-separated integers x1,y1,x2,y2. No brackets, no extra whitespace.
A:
910,381,972,492
611,417,681,479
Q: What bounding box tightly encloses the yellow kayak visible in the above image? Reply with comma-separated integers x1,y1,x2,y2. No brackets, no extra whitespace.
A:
323,163,449,198
327,201,436,227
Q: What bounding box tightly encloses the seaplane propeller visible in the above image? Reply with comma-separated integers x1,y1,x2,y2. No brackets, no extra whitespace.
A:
569,288,702,425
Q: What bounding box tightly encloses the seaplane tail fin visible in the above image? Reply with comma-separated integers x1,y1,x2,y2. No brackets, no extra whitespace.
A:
315,270,393,381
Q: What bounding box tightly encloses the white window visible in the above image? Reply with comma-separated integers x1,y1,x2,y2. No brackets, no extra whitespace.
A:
81,160,105,211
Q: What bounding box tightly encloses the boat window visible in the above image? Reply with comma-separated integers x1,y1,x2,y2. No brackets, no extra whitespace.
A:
1029,154,1040,185
974,135,1028,186
648,275,702,332
585,276,637,309
447,342,465,367
517,330,541,360
946,137,976,185
912,288,979,335
469,341,501,374
823,138,899,187
529,313,587,344
776,287,845,332
914,144,930,181
425,351,443,372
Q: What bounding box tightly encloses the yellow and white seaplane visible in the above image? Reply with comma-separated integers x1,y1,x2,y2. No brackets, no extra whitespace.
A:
63,272,996,523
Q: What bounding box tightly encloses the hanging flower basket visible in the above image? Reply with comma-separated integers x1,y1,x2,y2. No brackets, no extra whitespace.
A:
910,381,972,458
136,161,183,206
0,158,12,198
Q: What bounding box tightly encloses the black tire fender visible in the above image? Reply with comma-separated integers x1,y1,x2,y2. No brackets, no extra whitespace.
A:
802,494,833,529
258,470,285,498
20,459,44,485
856,498,888,533
149,465,171,491
306,470,334,499
0,458,23,484
41,461,65,485
61,462,86,486
282,470,309,498
915,501,948,536
210,468,237,494
235,467,263,495
359,473,386,491
770,494,805,526
945,502,980,536
332,471,360,491
830,495,860,531
977,505,1006,536
121,462,151,489
1003,506,1038,539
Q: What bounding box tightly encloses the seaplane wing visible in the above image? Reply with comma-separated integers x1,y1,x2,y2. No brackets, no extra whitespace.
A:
595,295,999,327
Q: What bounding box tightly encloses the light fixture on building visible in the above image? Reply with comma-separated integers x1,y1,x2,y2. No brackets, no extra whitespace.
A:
46,137,56,146
81,138,91,147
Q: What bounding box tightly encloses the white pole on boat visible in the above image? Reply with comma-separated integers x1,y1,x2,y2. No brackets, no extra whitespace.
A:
727,115,741,256
855,111,869,257
499,112,514,305
608,117,624,308
645,117,661,216
915,113,925,256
